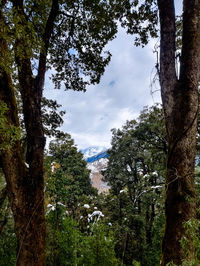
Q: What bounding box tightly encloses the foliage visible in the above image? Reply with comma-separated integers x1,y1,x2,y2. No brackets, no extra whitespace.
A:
16,94,66,139
46,213,118,266
2,0,117,91
102,105,166,265
41,97,66,138
166,215,200,266
0,101,21,150
46,212,81,266
177,174,200,266
0,172,16,266
49,0,117,90
46,133,97,213
175,15,182,52
180,218,200,266
79,222,119,266
0,212,16,266
45,133,117,265
112,0,158,46
145,212,165,266
0,104,172,265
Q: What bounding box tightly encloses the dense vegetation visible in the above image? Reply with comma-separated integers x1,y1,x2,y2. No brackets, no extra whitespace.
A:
1,104,200,265
0,104,189,265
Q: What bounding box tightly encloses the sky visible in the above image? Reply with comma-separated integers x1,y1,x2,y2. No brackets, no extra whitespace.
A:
44,26,161,149
44,1,182,150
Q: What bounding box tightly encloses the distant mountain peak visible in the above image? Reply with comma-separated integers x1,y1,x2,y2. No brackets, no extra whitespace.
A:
86,151,109,163
80,146,107,160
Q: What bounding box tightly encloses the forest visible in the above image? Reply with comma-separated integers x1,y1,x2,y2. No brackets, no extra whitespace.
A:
1,0,200,265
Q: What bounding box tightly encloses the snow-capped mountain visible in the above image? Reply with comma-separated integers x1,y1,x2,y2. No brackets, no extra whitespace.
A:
80,147,110,193
80,146,107,160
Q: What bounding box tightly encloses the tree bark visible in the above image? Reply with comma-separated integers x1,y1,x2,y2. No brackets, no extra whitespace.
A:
158,0,200,264
0,68,46,266
0,185,7,210
0,4,46,263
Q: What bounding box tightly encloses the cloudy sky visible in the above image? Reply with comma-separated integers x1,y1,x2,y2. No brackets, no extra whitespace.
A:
44,1,183,150
44,26,161,149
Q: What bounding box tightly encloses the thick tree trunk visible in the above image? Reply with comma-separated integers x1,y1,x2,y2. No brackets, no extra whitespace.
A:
0,69,46,265
2,149,46,266
0,1,59,264
0,5,45,266
158,0,200,264
161,91,198,265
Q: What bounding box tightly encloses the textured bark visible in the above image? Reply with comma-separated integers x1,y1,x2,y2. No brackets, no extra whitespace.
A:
0,1,59,265
0,67,46,265
0,185,8,234
0,185,7,209
0,5,45,264
0,68,45,265
158,0,200,264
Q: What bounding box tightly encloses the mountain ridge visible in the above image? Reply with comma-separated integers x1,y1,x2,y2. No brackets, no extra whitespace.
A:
86,151,109,163
80,146,108,162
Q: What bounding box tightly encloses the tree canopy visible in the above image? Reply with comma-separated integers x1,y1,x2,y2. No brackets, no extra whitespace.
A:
103,105,166,265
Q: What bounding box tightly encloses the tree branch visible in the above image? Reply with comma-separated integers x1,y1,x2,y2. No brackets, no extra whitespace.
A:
36,0,59,95
59,10,74,19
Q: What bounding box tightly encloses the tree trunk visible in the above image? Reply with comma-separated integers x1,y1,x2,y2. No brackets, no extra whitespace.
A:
0,1,59,264
158,0,200,264
0,68,46,265
2,149,46,266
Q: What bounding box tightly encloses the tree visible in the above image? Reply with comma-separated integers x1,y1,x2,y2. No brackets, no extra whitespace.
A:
0,1,117,264
45,135,117,265
45,133,96,265
103,105,166,265
46,133,97,216
158,1,200,264
114,0,200,263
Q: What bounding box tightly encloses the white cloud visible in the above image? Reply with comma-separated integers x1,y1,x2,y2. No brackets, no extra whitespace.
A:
44,26,161,149
109,107,139,130
71,132,111,149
